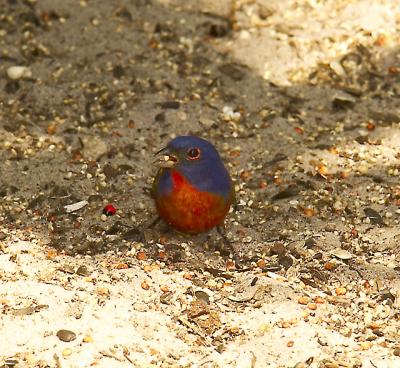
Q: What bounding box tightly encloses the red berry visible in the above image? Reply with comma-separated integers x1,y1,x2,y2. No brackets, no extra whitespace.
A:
103,204,116,216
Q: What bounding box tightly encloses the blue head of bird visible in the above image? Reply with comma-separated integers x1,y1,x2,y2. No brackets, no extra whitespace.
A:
153,136,232,198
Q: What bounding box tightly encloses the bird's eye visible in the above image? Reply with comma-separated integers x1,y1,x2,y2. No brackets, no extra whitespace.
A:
187,147,201,160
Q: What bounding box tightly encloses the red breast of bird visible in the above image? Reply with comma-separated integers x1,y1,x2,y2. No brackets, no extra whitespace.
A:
152,136,234,234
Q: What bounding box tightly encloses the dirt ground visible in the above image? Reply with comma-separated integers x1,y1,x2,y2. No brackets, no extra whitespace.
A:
1,0,400,367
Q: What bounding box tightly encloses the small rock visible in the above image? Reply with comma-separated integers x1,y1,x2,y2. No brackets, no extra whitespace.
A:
335,287,347,296
195,290,211,305
123,228,142,242
279,255,293,269
5,81,20,94
76,265,91,276
369,110,400,123
11,306,36,316
208,23,228,38
304,237,317,248
270,242,286,256
114,6,133,21
155,112,166,122
62,348,72,357
307,303,317,310
81,136,108,160
141,281,150,290
332,91,356,109
359,341,372,350
330,248,353,260
271,186,300,201
379,288,396,304
324,223,336,232
112,65,125,79
102,164,120,179
56,329,77,342
218,63,245,81
258,4,274,19
364,207,384,225
298,296,310,305
199,116,216,128
160,291,174,305
83,335,94,343
329,60,346,77
6,66,32,80
59,264,75,274
187,300,209,319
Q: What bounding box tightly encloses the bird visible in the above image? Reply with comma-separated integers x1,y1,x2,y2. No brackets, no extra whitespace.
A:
152,136,235,235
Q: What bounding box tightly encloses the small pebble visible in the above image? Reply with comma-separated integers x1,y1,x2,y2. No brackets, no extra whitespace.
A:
96,287,110,296
62,348,72,357
136,251,146,261
298,296,310,305
83,335,93,343
56,330,76,342
308,303,317,310
160,285,170,293
7,66,32,80
335,287,347,296
359,341,372,350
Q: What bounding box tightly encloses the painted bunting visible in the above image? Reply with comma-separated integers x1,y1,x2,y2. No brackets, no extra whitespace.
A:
152,136,234,234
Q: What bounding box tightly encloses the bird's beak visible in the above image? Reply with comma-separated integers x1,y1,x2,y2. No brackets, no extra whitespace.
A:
153,147,178,168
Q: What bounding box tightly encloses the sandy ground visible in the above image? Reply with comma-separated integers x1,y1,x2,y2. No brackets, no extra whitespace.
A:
1,0,400,367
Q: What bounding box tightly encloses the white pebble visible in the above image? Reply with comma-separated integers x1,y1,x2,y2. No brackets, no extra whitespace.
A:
7,66,32,80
